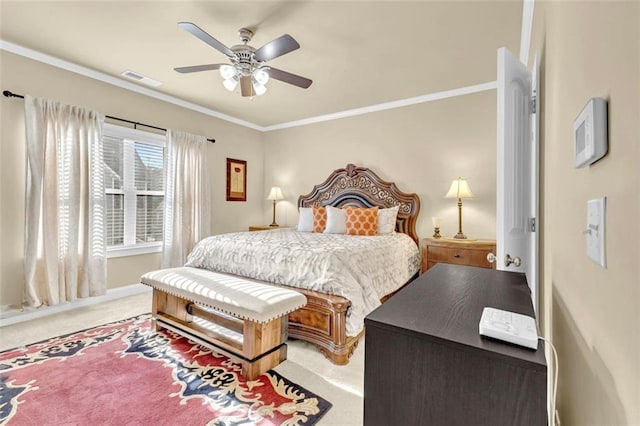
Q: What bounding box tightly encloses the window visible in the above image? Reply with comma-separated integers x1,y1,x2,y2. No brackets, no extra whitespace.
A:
102,123,165,257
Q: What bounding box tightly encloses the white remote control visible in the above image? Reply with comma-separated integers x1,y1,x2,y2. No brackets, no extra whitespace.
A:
479,307,539,350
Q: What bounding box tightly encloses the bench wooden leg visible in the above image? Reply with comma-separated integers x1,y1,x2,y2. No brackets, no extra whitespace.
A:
242,317,288,380
152,289,190,332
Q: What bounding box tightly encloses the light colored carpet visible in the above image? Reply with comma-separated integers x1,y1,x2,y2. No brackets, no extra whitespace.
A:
0,292,365,425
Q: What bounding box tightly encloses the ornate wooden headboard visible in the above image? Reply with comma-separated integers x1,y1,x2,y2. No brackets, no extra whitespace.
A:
298,164,421,243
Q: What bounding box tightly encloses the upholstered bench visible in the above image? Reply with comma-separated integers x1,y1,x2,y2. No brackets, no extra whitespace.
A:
141,267,306,380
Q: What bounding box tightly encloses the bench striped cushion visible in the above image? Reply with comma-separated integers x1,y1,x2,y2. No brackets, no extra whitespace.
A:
141,267,306,324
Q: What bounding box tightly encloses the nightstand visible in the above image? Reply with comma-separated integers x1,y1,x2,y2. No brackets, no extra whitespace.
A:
420,237,496,273
248,225,287,231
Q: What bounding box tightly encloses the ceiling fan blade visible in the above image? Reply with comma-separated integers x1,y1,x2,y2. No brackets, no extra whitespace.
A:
240,76,253,97
267,67,313,89
253,34,300,62
178,22,235,58
174,64,226,74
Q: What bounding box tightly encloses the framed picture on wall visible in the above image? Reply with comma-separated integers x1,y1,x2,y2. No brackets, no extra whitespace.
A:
226,158,247,201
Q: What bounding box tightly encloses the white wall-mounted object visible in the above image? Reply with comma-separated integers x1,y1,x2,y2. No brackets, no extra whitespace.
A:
573,97,608,168
584,197,606,268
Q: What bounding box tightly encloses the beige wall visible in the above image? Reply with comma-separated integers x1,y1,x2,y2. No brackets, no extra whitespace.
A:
0,50,497,308
0,51,264,307
262,90,498,241
531,2,639,424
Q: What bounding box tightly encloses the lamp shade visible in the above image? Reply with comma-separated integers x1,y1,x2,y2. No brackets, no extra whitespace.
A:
223,76,239,92
253,68,270,85
445,177,474,199
267,187,284,201
252,82,267,96
219,64,237,80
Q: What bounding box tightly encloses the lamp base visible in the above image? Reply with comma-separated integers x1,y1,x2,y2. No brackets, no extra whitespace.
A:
453,232,467,239
269,200,278,227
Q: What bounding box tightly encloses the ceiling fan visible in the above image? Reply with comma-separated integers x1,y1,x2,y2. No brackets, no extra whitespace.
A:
174,22,312,97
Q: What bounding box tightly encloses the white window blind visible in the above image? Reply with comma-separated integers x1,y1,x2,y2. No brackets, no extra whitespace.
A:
102,124,165,256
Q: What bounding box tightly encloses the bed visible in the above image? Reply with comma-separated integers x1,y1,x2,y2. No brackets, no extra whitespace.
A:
187,164,421,364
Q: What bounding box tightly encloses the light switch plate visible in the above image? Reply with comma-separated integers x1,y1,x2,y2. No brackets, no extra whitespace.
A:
586,197,606,268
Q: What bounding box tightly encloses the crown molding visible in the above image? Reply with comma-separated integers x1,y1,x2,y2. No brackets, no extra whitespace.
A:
262,81,497,132
520,0,535,66
0,40,264,131
2,39,498,133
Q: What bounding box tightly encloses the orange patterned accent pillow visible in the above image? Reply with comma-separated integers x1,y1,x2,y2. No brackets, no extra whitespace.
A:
344,207,379,236
312,206,327,233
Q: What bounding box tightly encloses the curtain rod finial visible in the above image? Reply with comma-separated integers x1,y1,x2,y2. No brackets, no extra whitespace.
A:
3,90,214,143
3,90,24,99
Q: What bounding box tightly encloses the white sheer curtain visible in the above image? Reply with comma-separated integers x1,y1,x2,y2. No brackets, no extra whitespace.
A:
24,95,106,307
162,130,211,268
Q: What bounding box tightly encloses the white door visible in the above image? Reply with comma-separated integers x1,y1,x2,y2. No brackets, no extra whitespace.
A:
496,47,539,314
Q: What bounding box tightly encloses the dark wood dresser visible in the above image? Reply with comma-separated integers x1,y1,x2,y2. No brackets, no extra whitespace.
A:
364,264,547,426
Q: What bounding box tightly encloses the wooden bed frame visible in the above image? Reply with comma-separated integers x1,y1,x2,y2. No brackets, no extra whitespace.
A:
283,163,421,365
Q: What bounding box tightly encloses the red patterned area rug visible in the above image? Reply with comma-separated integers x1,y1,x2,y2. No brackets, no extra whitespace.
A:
0,314,331,425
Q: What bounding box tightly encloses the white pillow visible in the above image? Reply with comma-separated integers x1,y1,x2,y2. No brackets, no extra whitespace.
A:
377,205,399,234
297,207,314,232
323,206,347,234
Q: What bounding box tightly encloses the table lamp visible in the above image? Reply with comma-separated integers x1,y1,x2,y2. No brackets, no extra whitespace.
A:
445,177,474,239
267,187,284,226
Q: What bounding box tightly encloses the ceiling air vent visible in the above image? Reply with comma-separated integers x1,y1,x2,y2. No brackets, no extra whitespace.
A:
120,70,162,87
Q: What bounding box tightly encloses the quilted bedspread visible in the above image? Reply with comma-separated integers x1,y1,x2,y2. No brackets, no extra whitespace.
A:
185,228,420,336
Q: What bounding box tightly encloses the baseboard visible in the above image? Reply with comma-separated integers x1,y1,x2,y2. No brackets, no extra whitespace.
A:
0,284,151,327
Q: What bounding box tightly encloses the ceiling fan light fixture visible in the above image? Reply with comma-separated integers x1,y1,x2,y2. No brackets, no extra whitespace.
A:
175,23,312,98
252,82,267,96
219,64,237,80
252,68,270,85
223,76,239,92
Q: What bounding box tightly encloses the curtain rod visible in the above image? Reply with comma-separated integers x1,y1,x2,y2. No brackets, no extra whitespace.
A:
2,90,215,143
